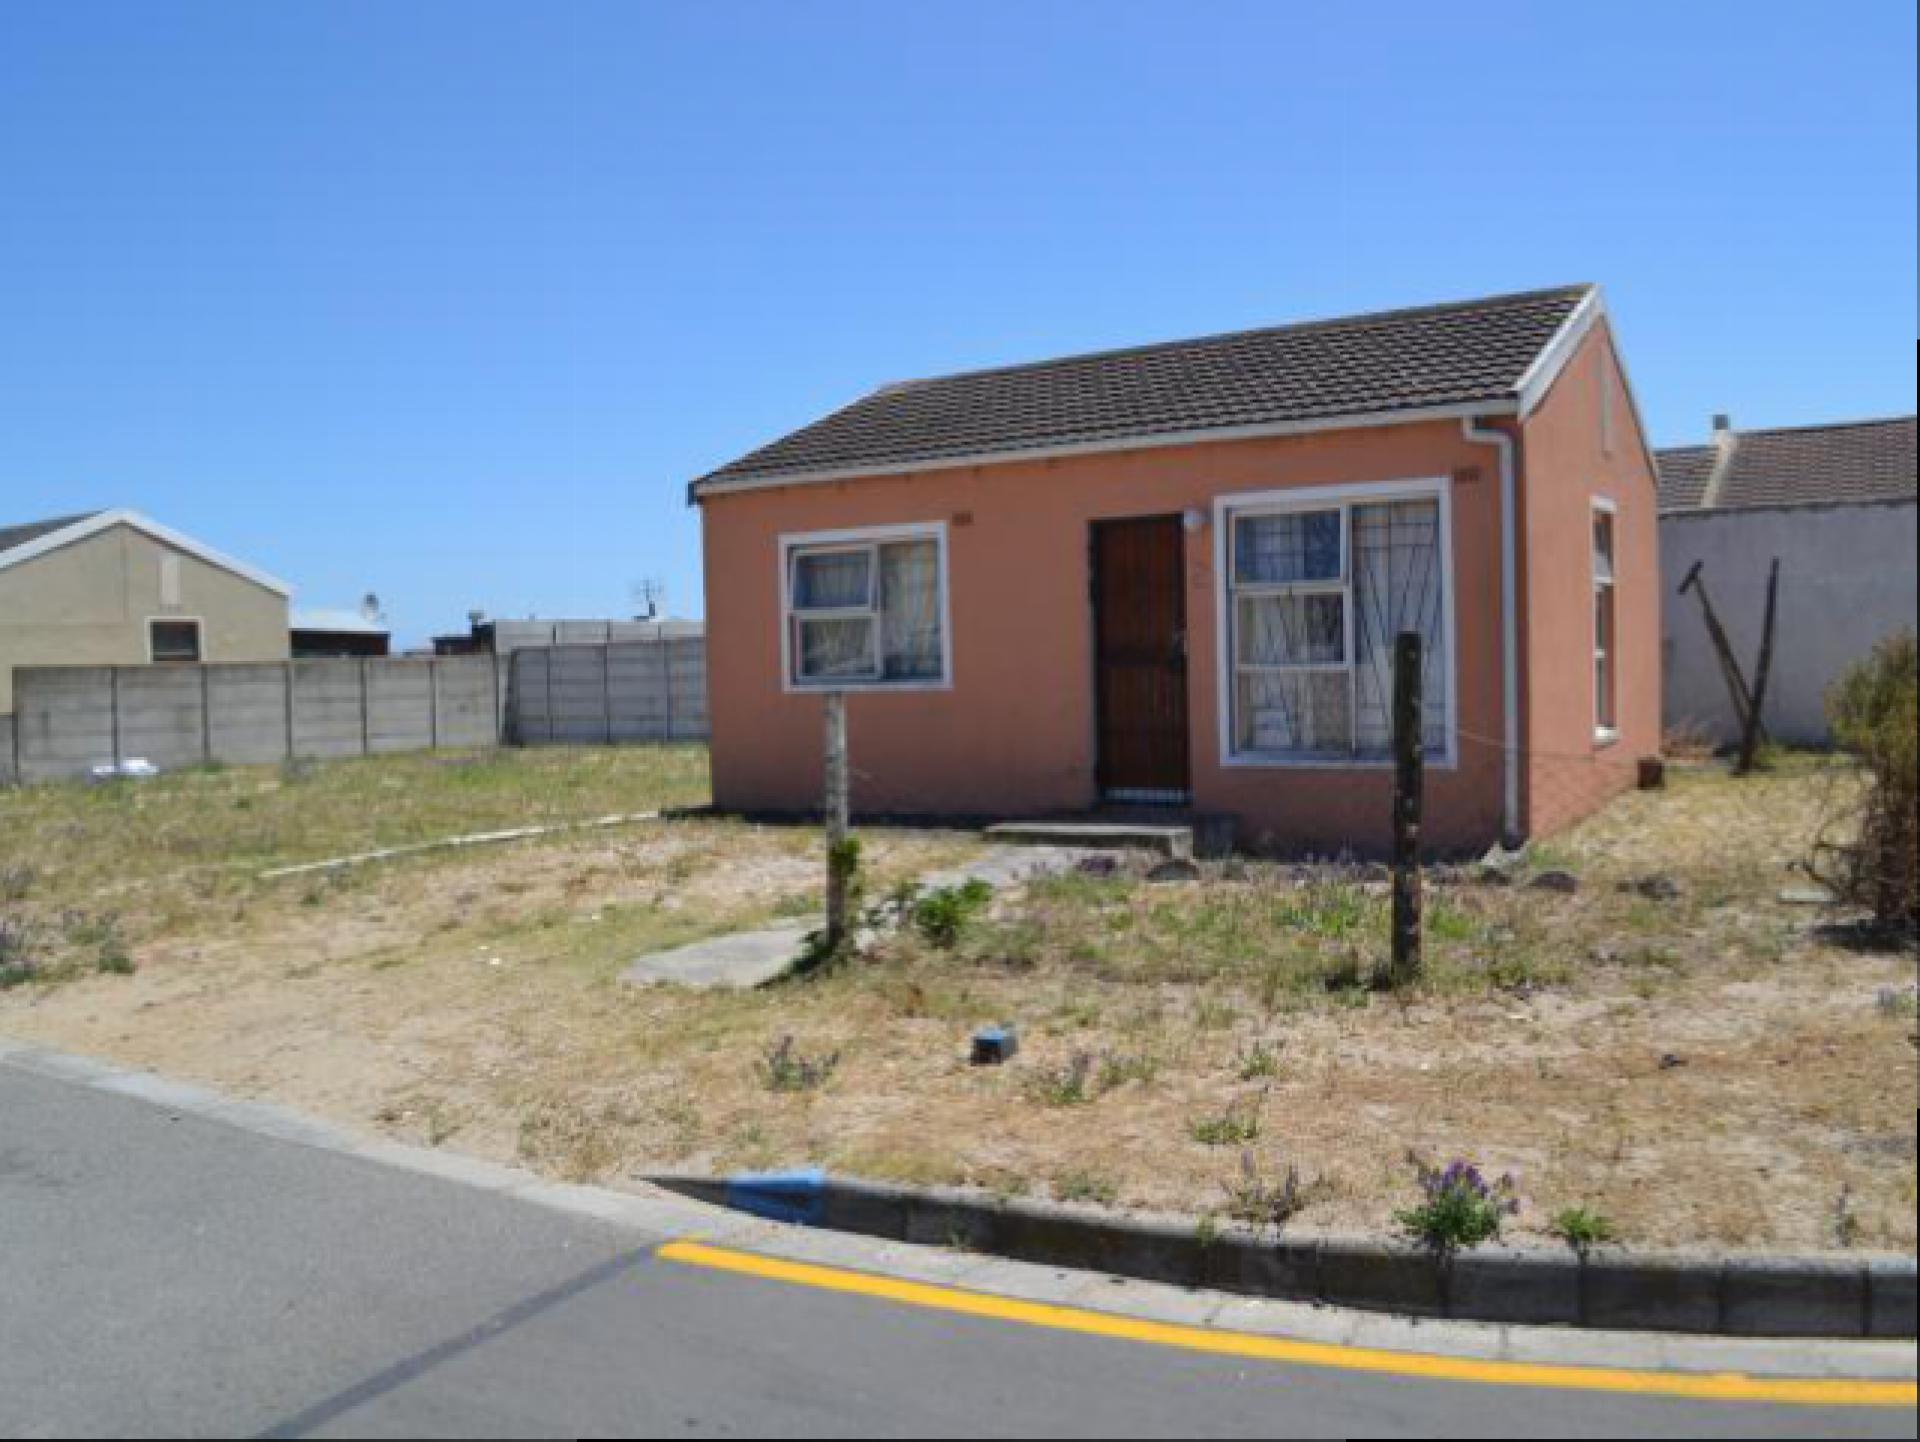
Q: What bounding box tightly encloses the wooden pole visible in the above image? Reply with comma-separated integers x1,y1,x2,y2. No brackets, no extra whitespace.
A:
1384,631,1425,990
1736,558,1782,776
823,692,851,954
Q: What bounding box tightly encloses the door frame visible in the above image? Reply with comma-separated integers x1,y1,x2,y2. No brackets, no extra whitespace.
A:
1089,513,1193,805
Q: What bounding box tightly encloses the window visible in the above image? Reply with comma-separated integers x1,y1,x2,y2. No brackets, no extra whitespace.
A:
783,526,947,688
1225,489,1451,763
1592,503,1618,740
149,619,202,663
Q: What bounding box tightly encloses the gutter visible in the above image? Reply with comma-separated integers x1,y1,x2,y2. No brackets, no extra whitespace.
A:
1462,416,1524,846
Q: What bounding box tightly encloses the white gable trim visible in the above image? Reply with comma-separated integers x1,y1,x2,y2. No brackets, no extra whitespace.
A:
1514,285,1603,419
0,510,293,597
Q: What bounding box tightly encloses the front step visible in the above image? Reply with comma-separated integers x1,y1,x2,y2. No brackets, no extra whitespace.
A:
984,819,1195,861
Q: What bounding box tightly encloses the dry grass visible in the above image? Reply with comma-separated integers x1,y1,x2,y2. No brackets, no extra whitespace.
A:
3,748,1913,1253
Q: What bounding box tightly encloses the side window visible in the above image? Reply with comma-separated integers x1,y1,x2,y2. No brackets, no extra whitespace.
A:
1592,504,1618,739
149,619,202,664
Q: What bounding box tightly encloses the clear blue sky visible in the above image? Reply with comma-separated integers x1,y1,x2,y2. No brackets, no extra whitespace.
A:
2,2,1913,643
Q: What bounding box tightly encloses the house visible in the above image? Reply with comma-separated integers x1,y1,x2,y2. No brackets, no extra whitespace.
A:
1656,414,1916,746
431,616,705,656
0,509,291,717
291,605,393,659
692,284,1661,855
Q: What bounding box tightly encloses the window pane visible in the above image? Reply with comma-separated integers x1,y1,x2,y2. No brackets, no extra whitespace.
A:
1234,510,1342,584
796,616,875,680
1351,499,1447,757
1595,586,1617,729
1238,593,1345,666
1236,671,1352,755
793,549,873,611
150,621,201,663
880,539,942,680
1592,513,1615,582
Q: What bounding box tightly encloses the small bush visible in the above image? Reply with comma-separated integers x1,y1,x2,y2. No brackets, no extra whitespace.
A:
1816,631,1918,931
912,880,993,950
1236,1040,1283,1081
1551,1206,1616,1255
1055,1170,1119,1207
1395,1155,1519,1254
757,1035,841,1094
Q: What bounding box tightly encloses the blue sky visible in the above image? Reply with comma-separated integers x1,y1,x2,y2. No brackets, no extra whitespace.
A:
2,2,1913,643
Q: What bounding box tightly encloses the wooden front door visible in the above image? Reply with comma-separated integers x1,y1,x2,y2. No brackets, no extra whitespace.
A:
1092,515,1191,801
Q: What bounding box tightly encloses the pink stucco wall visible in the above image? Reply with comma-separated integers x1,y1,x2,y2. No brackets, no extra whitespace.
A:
1514,321,1664,836
701,417,1522,855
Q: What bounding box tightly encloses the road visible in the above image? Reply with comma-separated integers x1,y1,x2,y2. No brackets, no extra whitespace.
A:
0,1061,1910,1439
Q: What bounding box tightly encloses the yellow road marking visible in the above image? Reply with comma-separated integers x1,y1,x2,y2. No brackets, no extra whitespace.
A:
657,1240,1916,1410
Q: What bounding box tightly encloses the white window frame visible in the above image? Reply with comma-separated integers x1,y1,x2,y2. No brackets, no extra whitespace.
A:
1215,476,1458,770
778,521,952,693
146,615,204,664
1591,497,1620,746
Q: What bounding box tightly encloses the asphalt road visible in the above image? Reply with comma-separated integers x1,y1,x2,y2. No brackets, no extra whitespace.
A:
0,1063,1909,1440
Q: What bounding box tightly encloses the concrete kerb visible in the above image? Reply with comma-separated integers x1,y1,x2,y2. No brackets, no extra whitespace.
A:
647,1172,1918,1341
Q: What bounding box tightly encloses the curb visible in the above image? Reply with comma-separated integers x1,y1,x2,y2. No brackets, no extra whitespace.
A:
648,1172,1919,1341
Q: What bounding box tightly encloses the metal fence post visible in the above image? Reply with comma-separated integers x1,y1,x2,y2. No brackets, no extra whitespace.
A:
1383,632,1425,990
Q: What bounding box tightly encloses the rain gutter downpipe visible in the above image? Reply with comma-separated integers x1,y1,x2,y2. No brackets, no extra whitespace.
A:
1462,415,1523,847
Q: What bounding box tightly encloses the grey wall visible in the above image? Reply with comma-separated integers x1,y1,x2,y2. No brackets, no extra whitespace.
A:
1661,499,1918,746
507,639,708,745
7,656,506,784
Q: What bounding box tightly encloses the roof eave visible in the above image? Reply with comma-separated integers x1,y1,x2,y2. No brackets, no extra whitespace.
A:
690,396,1524,502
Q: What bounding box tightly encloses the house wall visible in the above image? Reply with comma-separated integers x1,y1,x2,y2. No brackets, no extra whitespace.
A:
1515,322,1664,835
702,418,1516,855
0,523,290,713
1660,499,1917,746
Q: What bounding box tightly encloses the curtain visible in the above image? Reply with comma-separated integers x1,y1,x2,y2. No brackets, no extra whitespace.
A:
1235,510,1342,585
1351,499,1446,757
880,539,942,680
798,617,875,679
1237,671,1352,755
1238,592,1345,667
793,550,872,610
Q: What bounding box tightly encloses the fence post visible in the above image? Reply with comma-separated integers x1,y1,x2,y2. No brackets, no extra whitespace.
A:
823,692,851,955
1382,632,1424,990
201,664,213,764
109,667,122,766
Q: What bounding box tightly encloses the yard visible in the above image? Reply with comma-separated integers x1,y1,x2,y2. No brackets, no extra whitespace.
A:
1,745,1913,1256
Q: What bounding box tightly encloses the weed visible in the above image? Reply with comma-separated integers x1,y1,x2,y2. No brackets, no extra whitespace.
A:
1193,994,1240,1031
912,880,993,949
1055,1170,1120,1207
1095,1051,1160,1092
1028,1051,1095,1107
1833,1185,1861,1250
1876,986,1919,1020
1395,1154,1520,1254
1190,1095,1265,1147
0,864,33,903
1221,1150,1324,1233
1551,1206,1616,1255
0,916,36,988
1235,1040,1283,1081
758,1035,842,1094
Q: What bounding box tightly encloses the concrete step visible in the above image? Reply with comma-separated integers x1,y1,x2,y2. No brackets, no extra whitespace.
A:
985,819,1194,861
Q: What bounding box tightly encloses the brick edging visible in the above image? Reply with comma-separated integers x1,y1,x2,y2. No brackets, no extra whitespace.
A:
647,1172,1918,1340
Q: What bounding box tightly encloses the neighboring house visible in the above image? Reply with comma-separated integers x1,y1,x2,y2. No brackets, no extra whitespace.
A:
0,509,291,715
693,283,1661,854
291,607,393,659
1656,414,1917,746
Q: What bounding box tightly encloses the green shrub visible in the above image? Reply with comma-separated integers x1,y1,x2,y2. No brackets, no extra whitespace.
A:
1395,1155,1519,1254
912,880,993,950
1551,1206,1616,1255
1818,631,1918,930
757,1035,841,1093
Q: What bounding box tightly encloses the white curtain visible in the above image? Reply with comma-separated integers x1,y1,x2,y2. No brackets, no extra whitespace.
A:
793,550,872,610
1351,500,1446,757
1235,510,1342,584
798,617,875,679
880,540,941,680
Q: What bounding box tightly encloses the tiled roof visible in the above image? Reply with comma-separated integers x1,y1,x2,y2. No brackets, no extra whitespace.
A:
1656,416,1917,513
0,512,101,559
1653,445,1718,511
694,284,1595,493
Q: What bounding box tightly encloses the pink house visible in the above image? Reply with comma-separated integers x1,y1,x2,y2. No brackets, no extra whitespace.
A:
693,285,1660,855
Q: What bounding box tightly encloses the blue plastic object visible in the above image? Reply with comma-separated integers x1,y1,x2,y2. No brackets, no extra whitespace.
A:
725,1168,827,1225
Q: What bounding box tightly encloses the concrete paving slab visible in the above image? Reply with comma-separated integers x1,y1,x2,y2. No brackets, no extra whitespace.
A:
620,920,816,989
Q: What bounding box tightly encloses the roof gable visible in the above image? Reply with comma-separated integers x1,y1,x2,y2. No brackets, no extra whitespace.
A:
694,284,1598,496
0,509,293,596
1656,416,1917,513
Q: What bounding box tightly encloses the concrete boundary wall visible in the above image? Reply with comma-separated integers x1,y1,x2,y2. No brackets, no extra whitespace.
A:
508,639,708,746
6,656,507,784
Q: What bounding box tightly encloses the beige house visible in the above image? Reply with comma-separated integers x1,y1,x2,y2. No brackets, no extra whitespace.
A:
0,510,291,714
